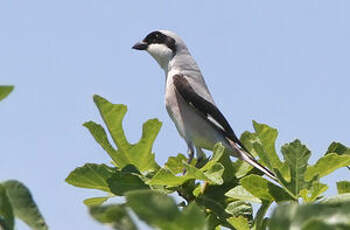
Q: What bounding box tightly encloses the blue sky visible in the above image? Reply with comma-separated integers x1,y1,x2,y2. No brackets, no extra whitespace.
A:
1,1,349,229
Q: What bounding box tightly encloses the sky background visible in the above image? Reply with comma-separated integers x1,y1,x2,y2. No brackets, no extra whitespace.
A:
1,1,350,229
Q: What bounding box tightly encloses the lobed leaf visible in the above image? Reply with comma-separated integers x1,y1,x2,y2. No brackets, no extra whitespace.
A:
84,121,127,166
91,95,160,173
305,153,350,181
280,139,311,196
165,153,188,174
93,95,130,150
149,146,226,187
299,182,328,202
149,162,224,187
252,121,283,170
240,122,289,180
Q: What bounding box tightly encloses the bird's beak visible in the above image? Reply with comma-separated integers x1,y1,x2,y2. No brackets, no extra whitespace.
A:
132,42,148,50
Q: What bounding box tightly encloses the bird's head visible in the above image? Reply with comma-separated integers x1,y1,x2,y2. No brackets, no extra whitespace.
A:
132,30,187,70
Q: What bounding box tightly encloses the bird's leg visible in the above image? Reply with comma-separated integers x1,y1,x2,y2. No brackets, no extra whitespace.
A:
194,147,209,193
187,144,195,165
195,147,207,167
183,144,194,175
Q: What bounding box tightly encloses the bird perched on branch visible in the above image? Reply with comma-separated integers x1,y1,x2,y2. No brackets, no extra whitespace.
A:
132,30,276,181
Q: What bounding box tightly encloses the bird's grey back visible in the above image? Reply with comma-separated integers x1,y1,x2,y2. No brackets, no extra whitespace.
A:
161,30,216,105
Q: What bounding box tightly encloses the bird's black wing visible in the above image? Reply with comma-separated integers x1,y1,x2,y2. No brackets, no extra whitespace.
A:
172,74,249,152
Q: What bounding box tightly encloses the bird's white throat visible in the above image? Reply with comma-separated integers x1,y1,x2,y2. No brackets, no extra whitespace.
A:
147,43,173,70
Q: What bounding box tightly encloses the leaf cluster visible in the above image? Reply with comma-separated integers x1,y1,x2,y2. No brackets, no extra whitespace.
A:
0,180,48,230
66,95,350,230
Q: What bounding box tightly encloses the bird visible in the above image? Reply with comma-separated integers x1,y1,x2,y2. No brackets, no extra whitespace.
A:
132,30,276,181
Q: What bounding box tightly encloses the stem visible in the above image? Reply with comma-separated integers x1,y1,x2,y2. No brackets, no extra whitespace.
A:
253,200,272,230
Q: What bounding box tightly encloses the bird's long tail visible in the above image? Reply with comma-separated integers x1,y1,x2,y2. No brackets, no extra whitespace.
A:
227,139,277,181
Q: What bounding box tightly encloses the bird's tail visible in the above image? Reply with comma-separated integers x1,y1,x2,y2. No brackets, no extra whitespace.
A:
227,139,277,181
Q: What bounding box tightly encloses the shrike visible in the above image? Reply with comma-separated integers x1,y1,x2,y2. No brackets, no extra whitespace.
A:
132,30,276,180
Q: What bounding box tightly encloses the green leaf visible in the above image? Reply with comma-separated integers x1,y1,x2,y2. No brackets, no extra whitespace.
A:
280,139,311,196
65,163,115,192
252,121,283,170
225,201,252,220
321,193,350,203
232,160,253,179
337,181,350,194
196,195,230,224
305,153,350,181
3,180,48,230
225,185,261,203
0,86,14,102
92,95,160,173
177,203,208,230
240,175,291,202
90,204,138,230
126,190,179,229
213,143,236,183
147,168,189,187
206,214,221,230
107,172,149,195
240,131,260,158
301,220,334,230
149,153,225,187
300,182,328,202
227,216,250,230
93,95,130,150
83,121,122,164
127,190,209,230
269,199,350,230
325,142,350,156
200,143,225,171
195,181,240,225
252,201,271,230
203,163,225,185
129,118,162,171
165,154,188,174
0,184,14,230
83,197,110,207
240,122,289,180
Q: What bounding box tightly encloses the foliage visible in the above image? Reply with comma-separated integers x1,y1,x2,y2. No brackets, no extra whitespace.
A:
66,95,350,230
0,87,48,230
0,86,14,102
0,180,48,230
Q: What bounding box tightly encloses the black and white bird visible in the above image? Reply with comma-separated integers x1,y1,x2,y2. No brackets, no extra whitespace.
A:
132,30,276,180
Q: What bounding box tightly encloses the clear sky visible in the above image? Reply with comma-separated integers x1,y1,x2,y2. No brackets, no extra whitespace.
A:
1,1,349,229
